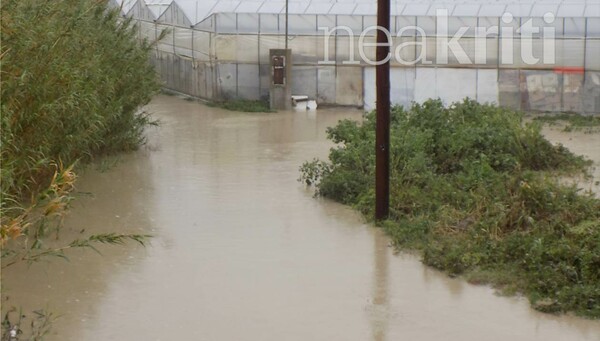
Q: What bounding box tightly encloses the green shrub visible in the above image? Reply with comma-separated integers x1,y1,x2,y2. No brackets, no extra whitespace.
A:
301,99,600,317
533,113,600,133
1,0,160,204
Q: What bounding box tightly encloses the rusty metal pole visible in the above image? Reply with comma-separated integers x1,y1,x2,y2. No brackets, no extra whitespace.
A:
375,0,390,220
285,0,289,51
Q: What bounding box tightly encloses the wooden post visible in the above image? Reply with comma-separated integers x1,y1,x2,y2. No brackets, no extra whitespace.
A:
375,0,390,221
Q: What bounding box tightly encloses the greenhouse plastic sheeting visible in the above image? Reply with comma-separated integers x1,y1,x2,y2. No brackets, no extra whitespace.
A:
122,0,600,113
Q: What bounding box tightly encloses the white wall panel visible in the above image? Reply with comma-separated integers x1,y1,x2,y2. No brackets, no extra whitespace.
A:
414,67,438,103
477,69,499,104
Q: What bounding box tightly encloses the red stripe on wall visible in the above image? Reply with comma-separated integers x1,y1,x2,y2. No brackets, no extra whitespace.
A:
553,67,585,74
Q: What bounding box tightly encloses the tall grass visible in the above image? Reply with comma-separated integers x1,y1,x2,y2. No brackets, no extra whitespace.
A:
301,99,600,317
1,0,159,335
1,0,159,205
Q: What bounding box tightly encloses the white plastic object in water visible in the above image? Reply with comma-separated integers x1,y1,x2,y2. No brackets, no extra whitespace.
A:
293,101,308,111
292,95,309,111
307,100,317,110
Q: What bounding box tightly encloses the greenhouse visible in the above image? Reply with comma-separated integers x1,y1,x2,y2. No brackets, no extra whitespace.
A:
110,0,600,113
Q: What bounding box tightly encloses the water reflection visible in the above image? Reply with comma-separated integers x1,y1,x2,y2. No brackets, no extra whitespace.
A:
1,148,158,340
369,229,390,341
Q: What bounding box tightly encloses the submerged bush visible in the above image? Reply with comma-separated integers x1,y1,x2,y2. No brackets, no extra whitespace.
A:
207,99,273,113
301,99,600,317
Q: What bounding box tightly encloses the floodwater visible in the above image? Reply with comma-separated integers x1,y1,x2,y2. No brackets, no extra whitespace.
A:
3,95,600,341
541,124,600,197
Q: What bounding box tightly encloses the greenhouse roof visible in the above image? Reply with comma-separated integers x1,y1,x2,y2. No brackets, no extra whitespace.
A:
115,0,600,26
125,0,172,20
146,0,173,19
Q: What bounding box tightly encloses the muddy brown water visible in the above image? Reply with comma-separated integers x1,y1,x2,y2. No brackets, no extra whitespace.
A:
2,95,600,340
541,124,600,198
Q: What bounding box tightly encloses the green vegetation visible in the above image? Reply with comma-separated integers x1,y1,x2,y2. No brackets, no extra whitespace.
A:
300,99,600,318
1,0,159,336
1,0,161,202
533,113,600,133
207,99,273,113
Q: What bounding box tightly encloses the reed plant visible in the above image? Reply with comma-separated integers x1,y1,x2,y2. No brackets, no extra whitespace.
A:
1,1,160,335
1,0,160,204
